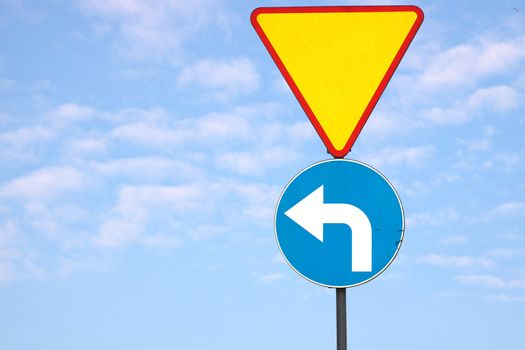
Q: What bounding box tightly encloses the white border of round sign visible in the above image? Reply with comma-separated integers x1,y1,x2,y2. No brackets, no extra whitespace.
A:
274,158,405,288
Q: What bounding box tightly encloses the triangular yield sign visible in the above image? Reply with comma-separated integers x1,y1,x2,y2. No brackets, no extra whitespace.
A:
251,6,423,157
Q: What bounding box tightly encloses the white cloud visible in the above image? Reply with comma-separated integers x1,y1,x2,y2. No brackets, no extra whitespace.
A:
484,293,525,303
0,222,22,284
466,85,520,114
109,106,171,124
396,180,430,198
419,254,493,268
77,0,218,60
488,201,525,217
57,256,109,278
453,151,522,173
111,122,184,148
272,253,286,264
178,57,260,100
111,184,207,214
421,85,520,126
419,36,525,87
107,103,315,157
45,103,95,125
0,167,87,201
66,138,107,156
215,146,302,176
439,234,467,246
194,109,253,140
456,137,492,154
456,274,525,289
96,217,143,248
140,234,183,248
186,224,228,241
231,182,280,224
0,220,47,284
216,152,260,175
283,120,316,145
362,109,424,138
363,145,435,168
431,172,462,185
95,177,282,248
422,106,469,125
256,272,285,284
0,221,19,248
95,183,209,247
410,37,525,127
0,126,54,145
110,107,256,148
406,207,460,228
89,156,202,181
432,290,461,300
482,153,522,172
27,205,91,250
487,248,522,259
0,78,18,90
0,261,14,284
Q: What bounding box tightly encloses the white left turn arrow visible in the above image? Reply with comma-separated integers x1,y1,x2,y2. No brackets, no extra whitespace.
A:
284,185,372,272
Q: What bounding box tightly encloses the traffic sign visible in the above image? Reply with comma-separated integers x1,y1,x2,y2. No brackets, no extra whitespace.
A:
251,6,423,157
275,159,404,288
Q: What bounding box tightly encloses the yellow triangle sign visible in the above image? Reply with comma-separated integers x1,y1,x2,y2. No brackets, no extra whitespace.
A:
251,6,423,157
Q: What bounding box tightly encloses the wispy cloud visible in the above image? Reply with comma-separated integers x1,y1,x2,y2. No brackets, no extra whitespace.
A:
362,145,435,168
177,57,260,101
487,201,525,218
95,183,209,247
95,178,280,248
380,34,525,131
0,125,55,161
231,182,280,224
76,0,222,60
256,272,285,284
406,207,460,228
0,260,16,285
456,274,525,289
0,126,54,145
466,85,520,114
110,106,258,148
57,256,110,278
438,234,467,246
360,108,425,139
484,293,525,303
0,167,87,201
419,36,525,88
45,103,96,126
422,106,470,125
0,100,310,273
0,220,47,284
421,85,520,125
89,156,203,181
419,254,494,268
487,248,522,259
65,138,107,156
395,180,430,198
456,136,492,154
215,146,302,176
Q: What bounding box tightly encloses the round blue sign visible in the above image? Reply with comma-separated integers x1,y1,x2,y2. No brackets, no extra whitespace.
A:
275,159,404,288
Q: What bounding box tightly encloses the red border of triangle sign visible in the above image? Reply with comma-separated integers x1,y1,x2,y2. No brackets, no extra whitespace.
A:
251,6,424,158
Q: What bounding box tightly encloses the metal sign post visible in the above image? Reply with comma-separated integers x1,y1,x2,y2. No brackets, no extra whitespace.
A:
336,288,347,350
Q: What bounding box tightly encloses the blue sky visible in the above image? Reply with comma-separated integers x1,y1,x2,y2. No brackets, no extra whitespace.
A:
1,0,524,349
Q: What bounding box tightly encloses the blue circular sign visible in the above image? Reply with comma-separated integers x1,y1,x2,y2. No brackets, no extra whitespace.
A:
275,159,404,288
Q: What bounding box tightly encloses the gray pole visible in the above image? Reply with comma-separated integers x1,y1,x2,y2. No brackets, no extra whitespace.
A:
333,151,347,350
336,288,347,350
